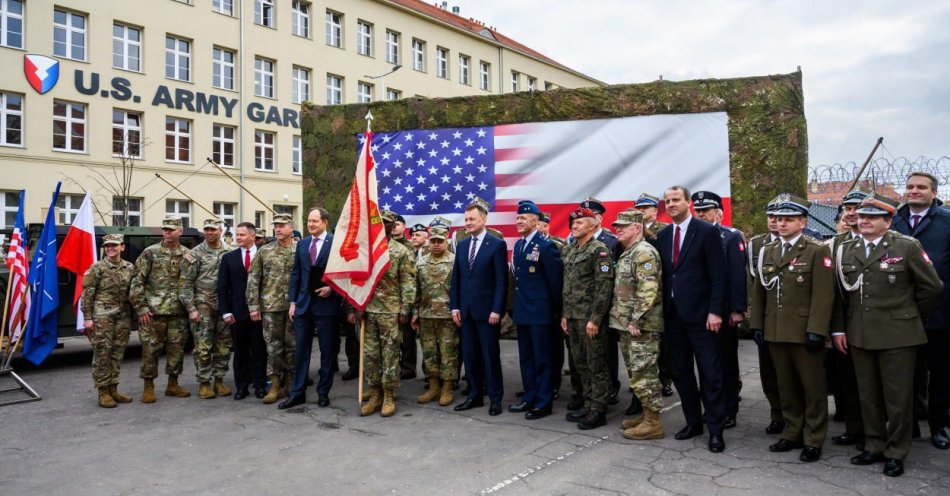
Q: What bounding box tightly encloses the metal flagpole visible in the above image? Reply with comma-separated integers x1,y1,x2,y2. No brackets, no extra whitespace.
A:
357,110,374,410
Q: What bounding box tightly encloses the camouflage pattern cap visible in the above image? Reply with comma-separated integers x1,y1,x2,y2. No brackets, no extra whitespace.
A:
380,209,398,223
467,196,491,213
203,218,224,229
429,216,452,229
102,233,124,245
429,227,449,241
612,210,643,226
255,231,264,239
272,213,293,225
162,216,182,229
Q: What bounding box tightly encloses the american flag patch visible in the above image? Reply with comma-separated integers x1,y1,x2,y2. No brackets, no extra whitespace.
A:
823,257,832,268
599,251,608,257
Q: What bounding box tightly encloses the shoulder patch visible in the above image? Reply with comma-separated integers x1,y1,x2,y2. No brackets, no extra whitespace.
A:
822,257,832,268
183,252,194,263
598,251,609,257
738,241,745,252
922,251,932,264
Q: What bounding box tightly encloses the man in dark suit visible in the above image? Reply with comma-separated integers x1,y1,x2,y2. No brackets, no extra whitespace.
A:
509,200,564,420
450,197,509,416
218,222,267,400
280,207,342,409
656,185,728,453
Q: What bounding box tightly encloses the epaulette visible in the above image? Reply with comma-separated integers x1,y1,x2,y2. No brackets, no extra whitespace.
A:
801,235,823,246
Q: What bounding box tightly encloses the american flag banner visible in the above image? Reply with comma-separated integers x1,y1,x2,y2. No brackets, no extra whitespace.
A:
5,190,30,342
363,112,730,249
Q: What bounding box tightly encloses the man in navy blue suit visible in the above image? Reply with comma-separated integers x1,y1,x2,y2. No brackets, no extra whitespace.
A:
657,185,728,453
280,207,342,409
450,197,509,416
509,200,564,420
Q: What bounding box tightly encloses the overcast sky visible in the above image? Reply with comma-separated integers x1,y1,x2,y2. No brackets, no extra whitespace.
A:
455,0,950,168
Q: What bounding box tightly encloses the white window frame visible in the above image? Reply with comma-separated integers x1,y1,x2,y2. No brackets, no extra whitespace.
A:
254,130,276,172
254,57,275,98
112,196,142,227
212,47,235,91
386,89,401,101
527,76,537,92
357,21,372,56
326,74,342,105
213,202,236,229
0,0,24,49
459,54,470,85
292,135,302,175
165,199,191,228
436,47,448,79
53,9,86,61
112,109,142,158
211,123,235,167
254,0,275,28
165,117,191,164
479,61,491,91
56,193,84,225
325,10,342,47
2,190,21,228
212,0,233,16
112,23,141,72
511,71,520,92
357,81,373,103
292,66,310,104
165,35,191,81
53,100,86,153
0,91,23,147
385,30,399,64
292,1,310,38
411,39,425,71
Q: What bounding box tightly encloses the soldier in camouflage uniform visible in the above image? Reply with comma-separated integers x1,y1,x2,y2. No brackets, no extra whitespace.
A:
246,213,297,404
412,227,458,406
610,210,666,440
560,207,615,430
130,216,191,403
179,218,232,399
81,234,135,408
351,210,417,417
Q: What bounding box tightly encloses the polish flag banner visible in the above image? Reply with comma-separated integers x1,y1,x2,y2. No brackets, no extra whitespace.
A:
366,112,730,249
57,192,98,330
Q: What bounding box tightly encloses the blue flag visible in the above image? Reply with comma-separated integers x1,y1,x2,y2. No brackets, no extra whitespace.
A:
22,182,62,365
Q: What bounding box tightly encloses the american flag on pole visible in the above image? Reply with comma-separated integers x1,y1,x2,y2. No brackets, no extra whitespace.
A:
5,190,29,342
364,113,731,249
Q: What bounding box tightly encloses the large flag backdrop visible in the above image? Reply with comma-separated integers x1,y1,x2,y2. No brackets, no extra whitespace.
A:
363,112,730,249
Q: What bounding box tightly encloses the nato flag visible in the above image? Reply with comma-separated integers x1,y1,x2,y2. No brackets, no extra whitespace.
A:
22,182,62,365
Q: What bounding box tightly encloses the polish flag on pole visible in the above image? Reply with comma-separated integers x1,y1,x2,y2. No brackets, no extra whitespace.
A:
57,192,98,331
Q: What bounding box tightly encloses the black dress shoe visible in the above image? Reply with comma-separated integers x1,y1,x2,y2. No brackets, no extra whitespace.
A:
850,450,886,465
341,369,358,381
566,397,585,411
489,402,502,416
606,392,620,406
723,416,737,429
708,434,725,453
453,397,484,411
565,409,588,422
932,427,950,450
525,407,552,420
674,424,704,440
278,395,306,410
254,388,266,399
832,432,863,446
661,384,674,397
515,390,525,398
799,446,821,462
769,439,804,452
234,389,249,400
508,401,532,413
625,395,643,417
317,395,330,407
577,410,606,430
765,420,785,435
883,458,904,477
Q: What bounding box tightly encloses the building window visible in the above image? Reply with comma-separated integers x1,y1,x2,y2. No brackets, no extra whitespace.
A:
436,47,448,79
411,39,425,71
511,71,519,92
459,55,470,85
254,211,265,231
357,21,372,56
0,0,24,49
112,24,141,72
325,10,342,47
357,82,373,103
212,0,233,16
56,193,85,225
385,30,399,64
212,47,235,91
166,199,191,228
527,76,537,92
213,202,236,229
165,35,191,81
479,61,491,91
254,130,275,171
292,1,310,38
112,109,142,158
274,204,296,219
292,135,302,175
53,100,86,152
326,74,342,105
255,57,275,98
165,117,191,163
0,92,23,147
211,123,235,167
53,9,86,61
254,0,274,28
112,196,142,227
292,66,310,104
386,89,401,101
2,190,20,228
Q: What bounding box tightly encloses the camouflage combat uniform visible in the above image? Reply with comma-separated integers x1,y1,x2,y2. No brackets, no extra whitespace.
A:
561,238,615,413
415,250,458,381
82,256,134,388
179,240,232,383
610,239,664,412
363,241,416,389
130,241,189,379
246,240,296,377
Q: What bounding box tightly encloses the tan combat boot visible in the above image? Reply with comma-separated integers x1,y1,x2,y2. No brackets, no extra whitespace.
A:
438,380,455,407
109,384,133,403
624,408,665,440
380,387,396,417
360,387,383,416
98,386,117,408
213,378,232,396
262,375,282,404
621,413,645,430
198,381,215,399
165,375,191,397
141,379,156,403
417,378,441,404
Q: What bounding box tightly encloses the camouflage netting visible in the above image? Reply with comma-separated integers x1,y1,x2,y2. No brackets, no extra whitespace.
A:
302,71,807,235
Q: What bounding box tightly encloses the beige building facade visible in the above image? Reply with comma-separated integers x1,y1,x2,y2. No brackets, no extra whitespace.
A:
0,0,600,232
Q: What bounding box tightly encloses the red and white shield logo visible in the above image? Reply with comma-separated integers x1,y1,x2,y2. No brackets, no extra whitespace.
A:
24,54,60,94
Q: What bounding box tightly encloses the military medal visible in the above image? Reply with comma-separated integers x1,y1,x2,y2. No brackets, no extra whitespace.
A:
888,274,897,284
880,262,889,270
796,275,804,283
529,266,536,273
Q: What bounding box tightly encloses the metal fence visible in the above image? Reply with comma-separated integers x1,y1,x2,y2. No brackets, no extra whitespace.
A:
808,156,950,201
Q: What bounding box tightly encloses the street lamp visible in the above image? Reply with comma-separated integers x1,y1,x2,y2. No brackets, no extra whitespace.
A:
364,64,401,101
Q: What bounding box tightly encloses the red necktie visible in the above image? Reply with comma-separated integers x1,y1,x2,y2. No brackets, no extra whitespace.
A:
244,249,251,272
912,214,920,230
673,226,681,268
